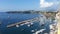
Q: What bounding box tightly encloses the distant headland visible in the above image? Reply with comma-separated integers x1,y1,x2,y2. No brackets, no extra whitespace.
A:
6,10,57,14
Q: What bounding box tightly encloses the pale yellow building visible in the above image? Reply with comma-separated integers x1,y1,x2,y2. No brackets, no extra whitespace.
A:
56,11,60,34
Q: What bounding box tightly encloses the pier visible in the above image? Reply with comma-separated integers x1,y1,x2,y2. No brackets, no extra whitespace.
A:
7,17,39,28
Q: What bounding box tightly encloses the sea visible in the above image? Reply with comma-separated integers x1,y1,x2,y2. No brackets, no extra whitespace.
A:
0,12,55,34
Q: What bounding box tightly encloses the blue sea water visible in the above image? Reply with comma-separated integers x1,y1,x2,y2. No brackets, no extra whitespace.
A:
0,12,51,34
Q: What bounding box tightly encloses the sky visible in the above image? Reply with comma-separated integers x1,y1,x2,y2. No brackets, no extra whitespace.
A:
0,0,60,12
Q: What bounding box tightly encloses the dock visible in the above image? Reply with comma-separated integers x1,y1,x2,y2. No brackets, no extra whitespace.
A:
7,17,39,28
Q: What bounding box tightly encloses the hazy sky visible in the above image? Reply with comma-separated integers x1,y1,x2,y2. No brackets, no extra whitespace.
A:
0,0,60,11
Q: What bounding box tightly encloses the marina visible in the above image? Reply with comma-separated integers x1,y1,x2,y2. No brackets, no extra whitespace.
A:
0,0,59,34
0,12,57,34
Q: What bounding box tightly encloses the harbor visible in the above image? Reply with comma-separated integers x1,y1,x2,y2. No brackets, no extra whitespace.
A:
0,12,58,34
0,0,59,34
